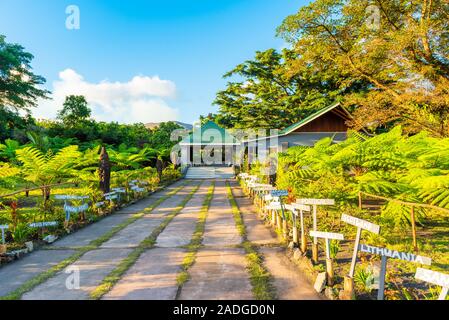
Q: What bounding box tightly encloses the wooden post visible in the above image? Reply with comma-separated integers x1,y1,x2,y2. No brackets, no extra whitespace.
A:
276,213,282,231
282,219,288,240
410,206,418,251
292,214,299,245
358,192,362,210
271,210,276,226
312,204,319,264
342,276,355,300
341,214,381,298
377,255,388,300
325,239,334,286
300,210,307,253
310,231,344,284
349,228,362,277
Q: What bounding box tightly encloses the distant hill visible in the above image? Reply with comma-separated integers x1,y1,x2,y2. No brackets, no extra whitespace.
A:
145,121,193,130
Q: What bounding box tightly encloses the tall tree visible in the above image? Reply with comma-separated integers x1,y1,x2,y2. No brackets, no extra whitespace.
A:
213,48,362,129
57,95,92,127
278,0,449,136
0,35,50,111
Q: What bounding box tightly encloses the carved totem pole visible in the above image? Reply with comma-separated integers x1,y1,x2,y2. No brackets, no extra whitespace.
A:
99,146,111,194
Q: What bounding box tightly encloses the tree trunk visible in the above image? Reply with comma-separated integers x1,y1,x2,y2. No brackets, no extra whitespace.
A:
156,158,163,182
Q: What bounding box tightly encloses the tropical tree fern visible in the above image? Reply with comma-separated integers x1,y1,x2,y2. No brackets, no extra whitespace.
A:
15,145,81,199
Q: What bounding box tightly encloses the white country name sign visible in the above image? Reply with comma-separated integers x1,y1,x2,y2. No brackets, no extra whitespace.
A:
285,204,311,250
271,190,288,219
131,186,145,192
55,195,89,222
341,214,380,278
310,231,345,259
359,244,432,300
415,268,449,300
104,192,118,201
297,199,335,246
29,221,58,228
0,225,8,244
95,201,106,208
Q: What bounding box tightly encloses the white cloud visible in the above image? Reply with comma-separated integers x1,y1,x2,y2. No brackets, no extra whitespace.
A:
34,69,179,124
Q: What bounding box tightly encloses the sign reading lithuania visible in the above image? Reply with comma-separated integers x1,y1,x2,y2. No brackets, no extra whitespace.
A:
359,244,432,265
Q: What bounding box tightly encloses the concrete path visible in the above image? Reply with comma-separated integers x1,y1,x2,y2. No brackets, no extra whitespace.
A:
229,180,322,300
103,182,211,300
157,181,212,248
103,248,186,300
1,178,321,300
0,249,76,297
202,181,241,247
178,180,253,300
100,184,197,249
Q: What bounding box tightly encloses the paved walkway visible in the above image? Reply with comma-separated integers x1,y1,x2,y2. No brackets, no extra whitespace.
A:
178,180,253,300
0,178,320,300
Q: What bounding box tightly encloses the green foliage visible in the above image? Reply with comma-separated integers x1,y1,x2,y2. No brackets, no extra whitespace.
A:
0,35,50,112
16,145,81,188
11,223,30,244
329,240,340,260
57,95,91,127
213,48,345,129
277,0,449,137
354,267,374,293
0,139,21,162
276,127,449,230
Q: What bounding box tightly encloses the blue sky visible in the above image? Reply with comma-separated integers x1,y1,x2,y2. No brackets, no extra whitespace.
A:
0,0,306,124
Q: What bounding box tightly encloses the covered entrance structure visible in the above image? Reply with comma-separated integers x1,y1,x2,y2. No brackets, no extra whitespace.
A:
179,121,241,167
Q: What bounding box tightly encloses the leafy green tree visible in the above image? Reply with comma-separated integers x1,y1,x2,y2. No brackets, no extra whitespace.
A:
57,95,92,127
15,145,81,200
213,48,359,129
148,122,183,149
0,139,21,162
277,0,449,136
0,35,50,111
0,106,36,142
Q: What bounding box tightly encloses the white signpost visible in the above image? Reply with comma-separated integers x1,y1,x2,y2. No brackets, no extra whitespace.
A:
55,195,89,222
297,199,335,263
271,190,289,238
29,221,58,228
341,214,381,299
104,192,118,201
131,185,145,193
286,204,311,252
359,244,432,300
341,214,381,278
415,268,449,300
112,188,126,202
0,224,8,244
310,230,344,286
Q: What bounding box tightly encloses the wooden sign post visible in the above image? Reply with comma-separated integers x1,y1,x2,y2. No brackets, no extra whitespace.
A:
310,231,344,286
0,224,8,244
271,190,289,239
359,244,432,300
297,199,335,264
112,188,126,203
55,195,89,224
0,225,7,254
286,204,311,252
341,214,380,298
29,221,58,239
415,268,449,300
